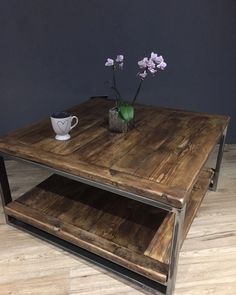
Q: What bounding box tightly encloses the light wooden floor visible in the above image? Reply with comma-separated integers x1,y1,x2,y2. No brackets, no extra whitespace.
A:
0,145,236,295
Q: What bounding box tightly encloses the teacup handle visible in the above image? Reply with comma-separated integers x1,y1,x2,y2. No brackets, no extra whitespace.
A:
70,116,79,130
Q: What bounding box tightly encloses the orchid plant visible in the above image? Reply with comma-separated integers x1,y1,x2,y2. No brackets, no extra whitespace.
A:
105,52,167,122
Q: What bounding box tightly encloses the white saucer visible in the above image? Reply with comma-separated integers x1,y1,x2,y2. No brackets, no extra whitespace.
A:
55,134,71,141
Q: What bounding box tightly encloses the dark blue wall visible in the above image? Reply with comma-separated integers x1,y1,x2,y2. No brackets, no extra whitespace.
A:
0,1,236,142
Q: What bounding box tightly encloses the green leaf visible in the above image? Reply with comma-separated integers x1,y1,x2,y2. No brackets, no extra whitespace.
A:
119,104,134,122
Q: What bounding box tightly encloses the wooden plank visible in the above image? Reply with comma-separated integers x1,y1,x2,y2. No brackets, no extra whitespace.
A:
144,212,175,265
76,109,167,167
0,96,229,208
2,167,213,283
182,169,214,242
5,201,168,284
144,169,213,264
12,175,167,254
87,195,166,254
3,168,213,275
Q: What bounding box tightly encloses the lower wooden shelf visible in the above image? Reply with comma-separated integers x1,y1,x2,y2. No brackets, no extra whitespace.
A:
5,169,213,284
144,169,213,264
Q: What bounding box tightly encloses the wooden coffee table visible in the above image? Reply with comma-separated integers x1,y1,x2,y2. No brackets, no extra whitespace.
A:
0,97,229,294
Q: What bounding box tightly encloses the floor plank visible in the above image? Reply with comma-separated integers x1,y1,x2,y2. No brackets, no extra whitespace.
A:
0,144,236,294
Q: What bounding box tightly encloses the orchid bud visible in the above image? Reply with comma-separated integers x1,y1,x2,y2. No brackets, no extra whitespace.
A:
139,71,148,80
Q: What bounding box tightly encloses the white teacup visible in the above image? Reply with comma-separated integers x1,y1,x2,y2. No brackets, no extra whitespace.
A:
50,112,78,141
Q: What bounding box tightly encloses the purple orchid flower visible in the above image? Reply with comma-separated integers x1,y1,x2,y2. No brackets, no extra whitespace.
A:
138,57,149,69
157,61,167,70
155,55,164,64
116,55,124,63
150,52,158,61
105,58,114,67
150,53,167,69
105,51,167,111
146,59,156,73
148,67,157,74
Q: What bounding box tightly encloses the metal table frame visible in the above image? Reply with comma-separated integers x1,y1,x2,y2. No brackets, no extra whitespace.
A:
0,127,227,295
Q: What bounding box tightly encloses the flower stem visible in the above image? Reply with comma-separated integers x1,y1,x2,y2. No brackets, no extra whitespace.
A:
132,79,143,105
112,65,117,89
111,86,122,100
112,66,122,107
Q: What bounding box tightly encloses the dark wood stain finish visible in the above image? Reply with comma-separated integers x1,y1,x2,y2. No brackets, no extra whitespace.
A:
144,169,214,264
5,174,169,283
0,97,229,288
5,168,212,283
0,97,229,208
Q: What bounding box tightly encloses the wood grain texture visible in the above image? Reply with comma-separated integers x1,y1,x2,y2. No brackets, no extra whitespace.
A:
0,145,236,295
0,96,229,208
4,168,212,283
144,169,213,264
5,175,169,284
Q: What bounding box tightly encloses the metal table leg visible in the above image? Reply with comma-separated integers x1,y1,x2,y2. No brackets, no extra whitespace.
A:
0,156,12,223
210,127,227,191
166,205,186,295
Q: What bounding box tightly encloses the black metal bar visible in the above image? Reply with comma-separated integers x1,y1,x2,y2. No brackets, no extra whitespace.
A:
0,156,12,205
9,217,166,295
210,127,227,191
0,156,12,223
166,205,186,295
